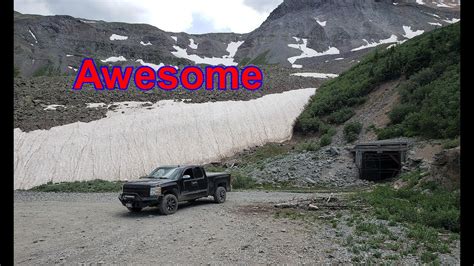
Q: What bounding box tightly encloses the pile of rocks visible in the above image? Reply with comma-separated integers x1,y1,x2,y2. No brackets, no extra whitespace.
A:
241,146,371,188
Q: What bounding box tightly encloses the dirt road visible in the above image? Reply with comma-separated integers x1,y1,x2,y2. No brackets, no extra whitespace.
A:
14,191,350,265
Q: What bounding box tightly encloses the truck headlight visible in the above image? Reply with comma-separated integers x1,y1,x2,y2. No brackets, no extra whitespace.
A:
150,186,161,196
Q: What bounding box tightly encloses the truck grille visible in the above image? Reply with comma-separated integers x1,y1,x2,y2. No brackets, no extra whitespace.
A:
122,186,150,197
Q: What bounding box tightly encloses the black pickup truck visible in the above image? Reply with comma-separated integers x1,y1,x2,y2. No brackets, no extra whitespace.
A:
118,165,231,215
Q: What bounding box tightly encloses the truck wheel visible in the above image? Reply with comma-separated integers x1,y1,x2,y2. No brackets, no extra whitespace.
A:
127,207,142,212
213,186,226,203
160,194,178,215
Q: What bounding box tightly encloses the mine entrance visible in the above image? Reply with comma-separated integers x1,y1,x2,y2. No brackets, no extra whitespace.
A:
353,140,408,181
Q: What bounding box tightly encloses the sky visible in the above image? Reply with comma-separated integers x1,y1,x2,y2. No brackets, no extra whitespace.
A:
14,0,284,34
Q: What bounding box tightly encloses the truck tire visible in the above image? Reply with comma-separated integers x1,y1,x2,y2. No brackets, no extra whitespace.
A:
160,194,178,215
127,207,142,212
213,186,226,203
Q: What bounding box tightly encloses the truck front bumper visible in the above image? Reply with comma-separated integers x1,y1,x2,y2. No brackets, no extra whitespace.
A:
118,193,162,208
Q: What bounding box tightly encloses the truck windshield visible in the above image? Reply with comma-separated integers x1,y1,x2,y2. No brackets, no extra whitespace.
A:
147,167,180,180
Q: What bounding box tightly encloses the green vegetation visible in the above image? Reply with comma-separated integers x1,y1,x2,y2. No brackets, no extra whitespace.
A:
296,139,321,151
231,172,257,189
442,137,460,149
239,143,290,166
239,50,270,66
343,122,362,143
294,23,460,141
319,134,332,146
271,169,459,263
29,179,124,193
32,61,62,77
326,107,355,124
359,171,460,233
349,170,460,262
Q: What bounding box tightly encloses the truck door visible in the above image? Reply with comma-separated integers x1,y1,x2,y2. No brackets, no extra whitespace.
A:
182,167,199,199
193,167,208,196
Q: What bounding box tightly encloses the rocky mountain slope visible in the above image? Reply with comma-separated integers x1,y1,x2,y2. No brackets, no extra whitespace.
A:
14,0,459,77
14,11,244,77
235,0,460,69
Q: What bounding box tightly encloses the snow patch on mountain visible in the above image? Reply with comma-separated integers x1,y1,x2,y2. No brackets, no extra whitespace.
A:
14,88,317,190
43,104,66,111
109,34,128,41
189,39,198,49
135,59,165,71
443,18,460,23
291,73,338,79
288,38,340,68
80,19,97,24
171,41,243,66
100,56,127,63
140,41,152,46
351,35,399,51
28,29,38,43
224,41,245,58
315,18,327,27
403,26,425,39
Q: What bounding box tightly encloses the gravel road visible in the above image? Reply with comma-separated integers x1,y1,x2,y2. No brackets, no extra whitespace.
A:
14,191,351,265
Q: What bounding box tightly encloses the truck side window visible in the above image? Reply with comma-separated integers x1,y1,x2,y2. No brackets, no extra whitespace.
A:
183,168,194,179
193,167,204,178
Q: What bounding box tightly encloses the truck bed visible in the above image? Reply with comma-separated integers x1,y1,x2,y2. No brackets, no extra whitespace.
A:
206,172,229,178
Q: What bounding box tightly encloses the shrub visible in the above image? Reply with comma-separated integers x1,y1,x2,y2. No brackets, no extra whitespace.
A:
326,107,355,124
297,140,321,151
231,173,256,189
319,134,332,146
343,122,362,143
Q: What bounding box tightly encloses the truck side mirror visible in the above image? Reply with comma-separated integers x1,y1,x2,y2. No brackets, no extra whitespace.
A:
182,175,191,180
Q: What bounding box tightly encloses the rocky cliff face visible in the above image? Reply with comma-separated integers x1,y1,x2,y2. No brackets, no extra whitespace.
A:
14,0,459,76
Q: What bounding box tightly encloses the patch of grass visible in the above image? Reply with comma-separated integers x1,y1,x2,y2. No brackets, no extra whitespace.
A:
296,139,321,152
420,251,440,264
442,137,460,149
240,50,270,66
399,170,425,188
346,170,460,262
29,179,124,193
355,222,379,235
231,172,257,189
359,184,460,233
239,143,289,166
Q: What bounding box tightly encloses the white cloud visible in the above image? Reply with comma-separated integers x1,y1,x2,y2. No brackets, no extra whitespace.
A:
14,0,280,34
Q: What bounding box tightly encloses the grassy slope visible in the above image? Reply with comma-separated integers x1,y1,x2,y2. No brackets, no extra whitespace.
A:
294,23,460,140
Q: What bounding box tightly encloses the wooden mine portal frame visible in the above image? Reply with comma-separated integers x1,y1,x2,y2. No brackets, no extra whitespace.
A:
352,140,408,181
